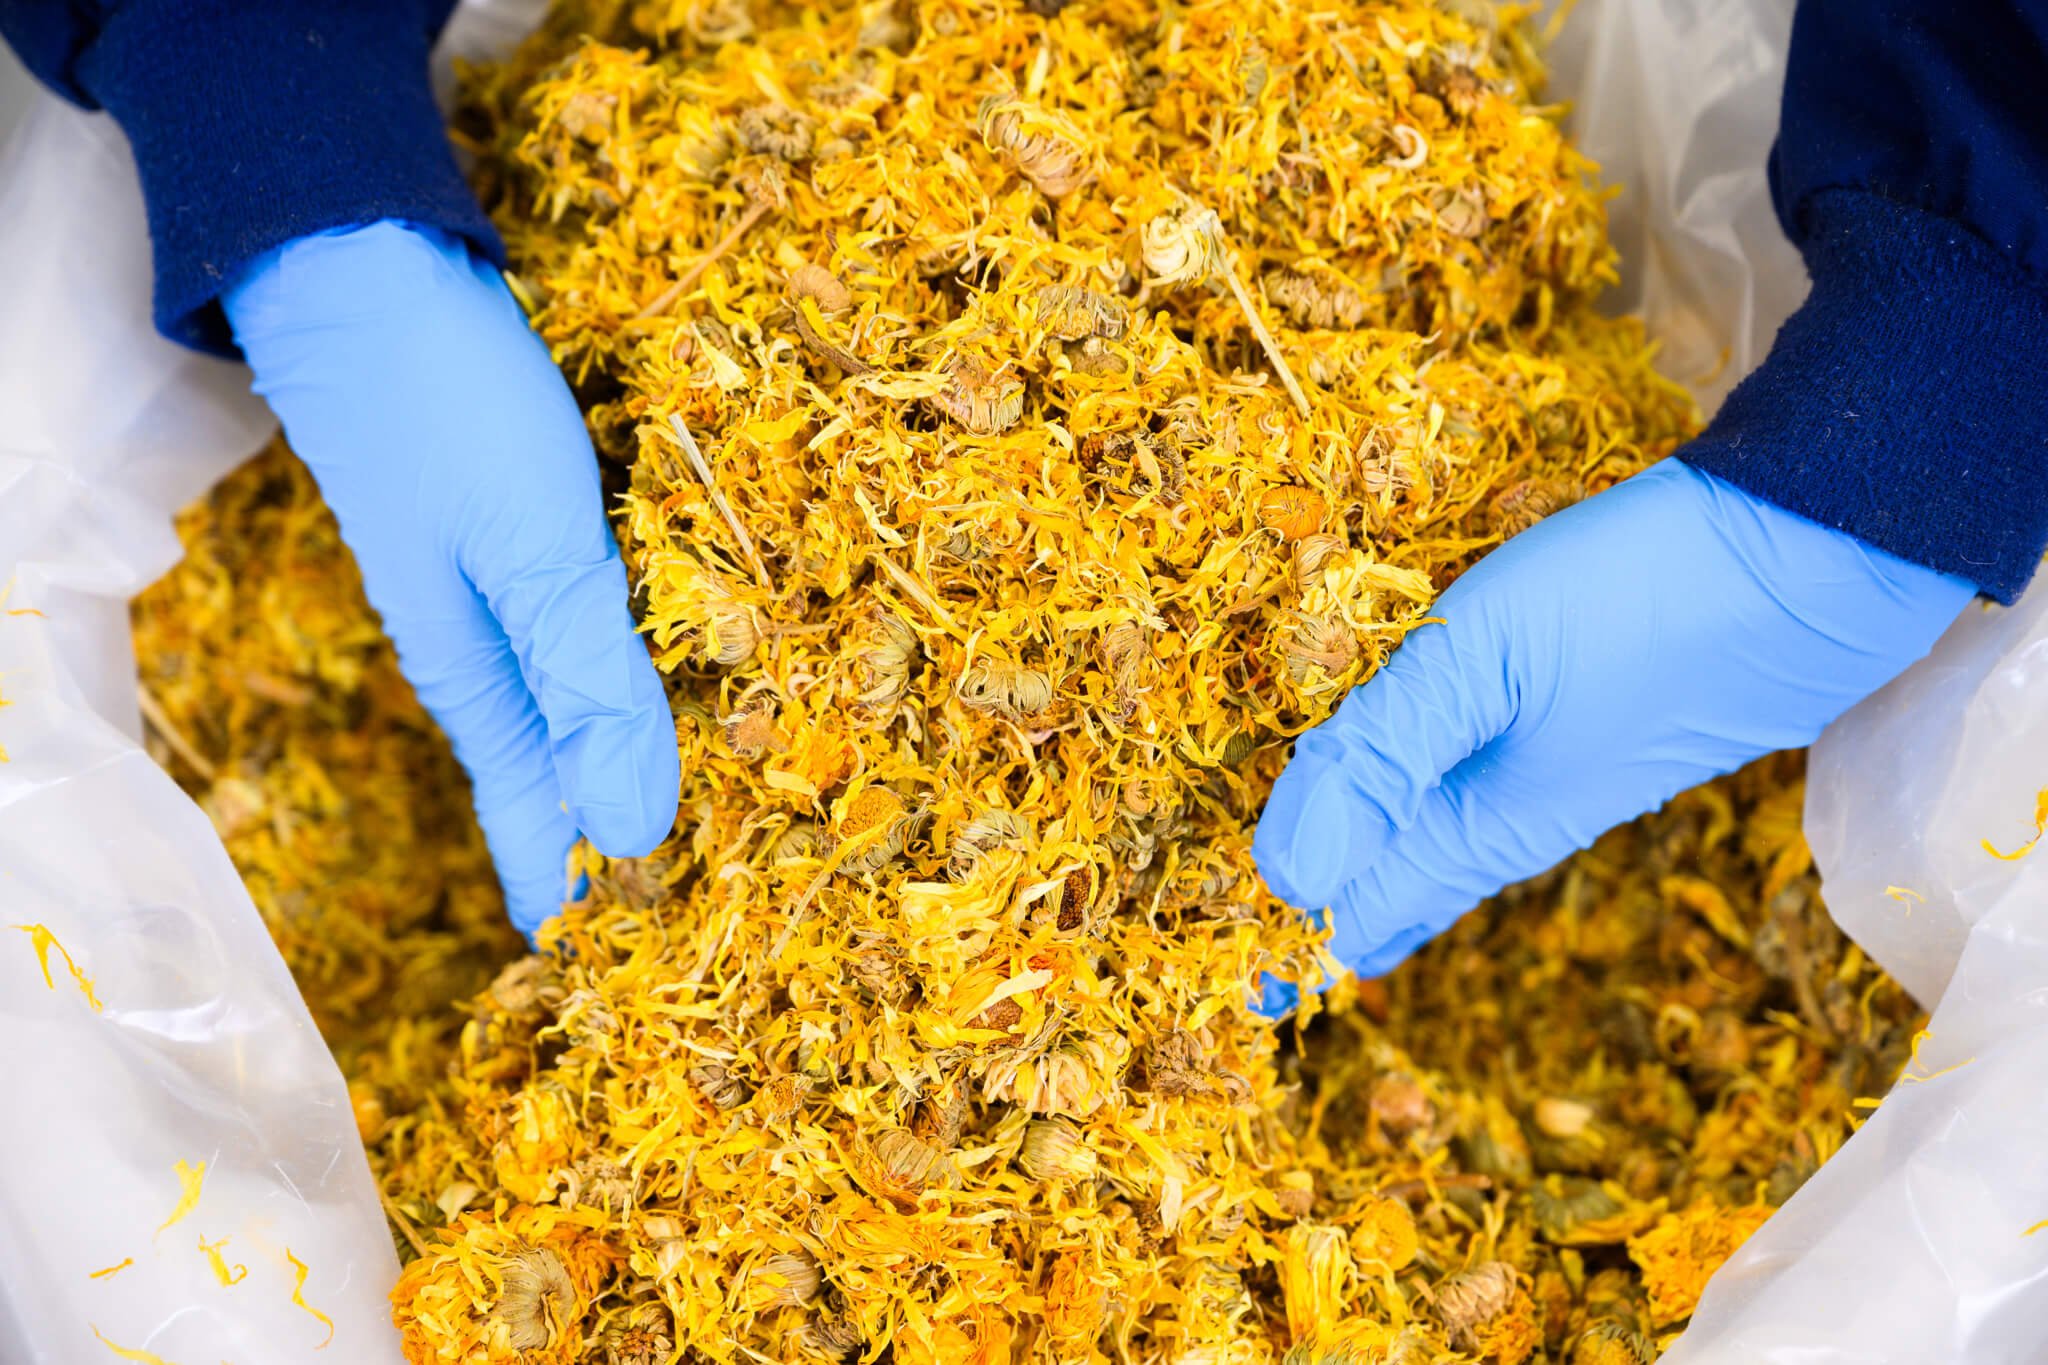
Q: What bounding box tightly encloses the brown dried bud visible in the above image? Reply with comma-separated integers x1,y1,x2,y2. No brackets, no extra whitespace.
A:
958,661,1056,720
787,263,853,315
796,1313,863,1362
1284,611,1359,684
1494,476,1583,537
1063,335,1128,377
736,102,817,161
554,90,616,143
976,92,1093,197
774,820,836,863
1035,285,1129,341
1100,620,1149,717
1263,264,1369,330
1292,533,1345,591
1437,1261,1520,1348
1368,1073,1434,1138
1434,187,1488,238
1276,1171,1316,1219
1570,1322,1656,1365
1018,1117,1098,1183
603,1303,676,1365
690,1062,748,1111
1140,1028,1209,1097
487,956,562,1017
913,1076,970,1147
854,1127,952,1205
743,1249,823,1310
852,609,919,711
931,354,1026,433
495,1248,574,1352
721,705,781,759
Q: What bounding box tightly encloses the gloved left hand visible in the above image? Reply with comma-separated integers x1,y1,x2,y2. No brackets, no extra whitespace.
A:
224,221,680,937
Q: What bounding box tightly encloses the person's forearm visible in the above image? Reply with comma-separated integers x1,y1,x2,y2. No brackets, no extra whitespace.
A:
0,0,502,354
1680,0,2048,604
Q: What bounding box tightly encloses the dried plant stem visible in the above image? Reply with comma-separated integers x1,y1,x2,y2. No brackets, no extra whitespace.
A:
1221,266,1311,417
669,414,772,590
137,684,217,780
633,198,774,321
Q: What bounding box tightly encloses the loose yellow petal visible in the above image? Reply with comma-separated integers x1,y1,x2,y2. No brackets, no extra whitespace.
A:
154,1159,205,1239
1982,786,2048,860
284,1248,335,1349
91,1326,178,1364
198,1235,248,1287
13,923,103,1011
89,1258,134,1280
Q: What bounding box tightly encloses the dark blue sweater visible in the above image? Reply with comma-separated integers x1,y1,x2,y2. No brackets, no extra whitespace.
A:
3,1,2046,601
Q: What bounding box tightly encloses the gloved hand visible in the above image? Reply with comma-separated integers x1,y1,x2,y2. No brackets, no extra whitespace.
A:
224,221,680,937
1253,457,1974,1001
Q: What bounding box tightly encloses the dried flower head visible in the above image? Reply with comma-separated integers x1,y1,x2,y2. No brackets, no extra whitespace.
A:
976,91,1094,197
1018,1118,1097,1183
497,1248,576,1352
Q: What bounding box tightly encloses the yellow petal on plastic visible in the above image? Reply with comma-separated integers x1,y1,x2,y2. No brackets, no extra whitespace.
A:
1981,786,2048,860
153,1159,205,1239
13,922,103,1011
90,1326,179,1364
198,1234,248,1287
284,1248,335,1349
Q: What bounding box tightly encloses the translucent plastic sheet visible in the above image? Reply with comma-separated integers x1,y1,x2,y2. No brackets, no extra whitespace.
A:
1667,585,2048,1363
0,0,1879,1358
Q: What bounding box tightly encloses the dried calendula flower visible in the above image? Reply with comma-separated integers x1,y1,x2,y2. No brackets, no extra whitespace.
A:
836,786,910,875
1494,476,1584,536
1044,1250,1107,1349
1018,1118,1097,1183
1627,1201,1773,1326
1264,264,1371,330
976,89,1093,197
1034,284,1129,342
1569,1322,1658,1365
736,102,817,160
1257,486,1329,541
743,1250,824,1310
498,1248,576,1352
788,263,854,315
930,353,1027,434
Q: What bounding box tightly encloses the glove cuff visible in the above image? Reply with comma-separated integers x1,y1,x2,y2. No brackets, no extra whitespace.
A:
1680,188,2048,604
75,0,506,357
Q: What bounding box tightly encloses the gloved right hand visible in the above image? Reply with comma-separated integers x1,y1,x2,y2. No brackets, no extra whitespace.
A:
1253,458,1974,1003
224,221,680,937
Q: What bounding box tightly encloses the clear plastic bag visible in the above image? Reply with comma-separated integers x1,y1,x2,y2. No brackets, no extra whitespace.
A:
1664,583,2048,1363
0,97,402,1364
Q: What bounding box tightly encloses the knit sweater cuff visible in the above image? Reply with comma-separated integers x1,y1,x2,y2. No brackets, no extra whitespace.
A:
1679,189,2048,604
75,0,505,357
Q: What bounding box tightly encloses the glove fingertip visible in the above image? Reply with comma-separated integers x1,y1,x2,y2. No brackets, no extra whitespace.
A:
1253,755,1393,908
560,685,681,859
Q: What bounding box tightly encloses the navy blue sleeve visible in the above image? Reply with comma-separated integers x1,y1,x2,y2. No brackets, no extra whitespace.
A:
1679,0,2048,603
0,1,504,356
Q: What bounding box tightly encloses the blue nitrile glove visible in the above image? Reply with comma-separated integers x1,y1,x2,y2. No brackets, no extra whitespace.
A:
223,221,680,937
1253,457,1974,1007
